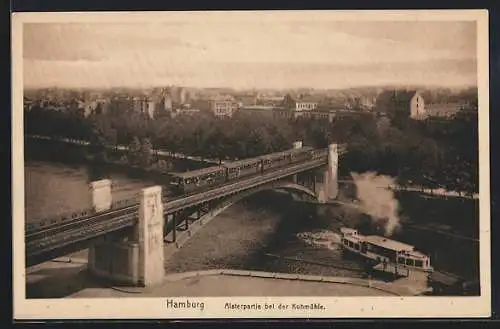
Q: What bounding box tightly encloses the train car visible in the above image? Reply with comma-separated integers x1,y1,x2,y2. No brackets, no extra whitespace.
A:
260,150,293,172
311,148,328,161
169,166,226,195
289,146,314,164
222,157,263,181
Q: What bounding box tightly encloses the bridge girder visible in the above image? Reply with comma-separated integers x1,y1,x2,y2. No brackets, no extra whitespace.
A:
162,177,319,242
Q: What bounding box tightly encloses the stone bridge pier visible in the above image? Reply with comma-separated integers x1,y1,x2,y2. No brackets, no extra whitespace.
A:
315,143,339,203
293,141,339,203
87,182,165,287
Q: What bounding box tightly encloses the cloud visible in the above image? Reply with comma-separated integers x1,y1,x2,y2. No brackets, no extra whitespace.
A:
22,21,478,89
327,21,477,59
23,23,194,62
24,58,477,89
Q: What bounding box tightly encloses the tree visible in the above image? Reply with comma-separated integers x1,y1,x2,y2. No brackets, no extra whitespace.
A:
128,136,141,166
139,138,153,168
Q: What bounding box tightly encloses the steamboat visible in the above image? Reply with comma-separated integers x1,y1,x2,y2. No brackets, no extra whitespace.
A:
340,227,434,273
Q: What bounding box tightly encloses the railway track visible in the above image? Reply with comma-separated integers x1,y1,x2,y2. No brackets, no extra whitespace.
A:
26,204,139,242
27,213,136,258
25,157,333,262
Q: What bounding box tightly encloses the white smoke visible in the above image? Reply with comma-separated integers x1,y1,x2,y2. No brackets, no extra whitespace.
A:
351,172,401,236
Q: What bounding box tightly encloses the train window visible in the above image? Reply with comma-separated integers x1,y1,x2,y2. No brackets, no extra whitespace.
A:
405,259,414,266
398,257,405,264
343,239,348,245
415,260,423,268
354,243,360,250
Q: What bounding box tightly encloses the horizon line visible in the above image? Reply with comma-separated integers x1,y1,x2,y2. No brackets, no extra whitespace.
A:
24,83,478,92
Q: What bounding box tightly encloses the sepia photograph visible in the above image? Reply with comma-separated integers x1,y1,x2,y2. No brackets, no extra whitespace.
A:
12,10,490,319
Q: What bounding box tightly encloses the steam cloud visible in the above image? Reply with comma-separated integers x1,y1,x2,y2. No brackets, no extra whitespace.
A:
351,172,401,236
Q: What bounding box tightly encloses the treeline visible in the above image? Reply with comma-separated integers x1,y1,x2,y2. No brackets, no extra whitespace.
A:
24,105,478,196
342,112,478,196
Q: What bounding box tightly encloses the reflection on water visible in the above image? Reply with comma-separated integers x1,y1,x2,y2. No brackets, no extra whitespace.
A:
24,160,156,222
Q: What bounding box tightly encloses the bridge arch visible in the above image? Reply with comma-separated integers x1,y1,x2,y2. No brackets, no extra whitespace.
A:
212,180,318,211
164,180,318,252
248,182,317,201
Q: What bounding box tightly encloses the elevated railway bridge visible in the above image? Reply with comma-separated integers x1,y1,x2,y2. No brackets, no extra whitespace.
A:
24,142,347,286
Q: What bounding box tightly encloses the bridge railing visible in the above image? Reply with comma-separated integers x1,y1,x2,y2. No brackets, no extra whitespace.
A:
26,144,348,234
26,154,342,262
25,195,141,235
26,207,97,234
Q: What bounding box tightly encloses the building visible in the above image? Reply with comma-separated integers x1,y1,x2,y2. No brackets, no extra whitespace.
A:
208,95,237,118
425,103,464,118
130,96,161,118
23,97,34,112
94,99,109,115
83,100,98,117
273,94,338,121
375,90,426,120
239,105,276,118
170,105,201,118
256,95,285,107
146,100,156,118
235,95,258,108
273,107,368,123
161,92,173,113
109,97,134,114
283,95,320,112
132,97,143,113
179,87,189,104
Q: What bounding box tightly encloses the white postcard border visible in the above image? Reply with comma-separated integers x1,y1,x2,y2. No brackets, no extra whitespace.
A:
12,10,491,319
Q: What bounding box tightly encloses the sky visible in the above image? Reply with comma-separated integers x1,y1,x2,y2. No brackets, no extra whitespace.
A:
22,19,478,90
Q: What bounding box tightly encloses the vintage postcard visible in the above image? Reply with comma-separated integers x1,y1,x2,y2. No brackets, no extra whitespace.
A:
12,10,490,319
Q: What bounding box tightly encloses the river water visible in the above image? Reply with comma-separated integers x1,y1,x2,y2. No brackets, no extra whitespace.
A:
25,160,158,222
24,160,480,289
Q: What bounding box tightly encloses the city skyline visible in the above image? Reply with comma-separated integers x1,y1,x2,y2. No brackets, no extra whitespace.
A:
23,17,478,90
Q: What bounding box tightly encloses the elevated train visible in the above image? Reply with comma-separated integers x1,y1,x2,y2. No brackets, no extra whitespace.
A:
169,146,328,195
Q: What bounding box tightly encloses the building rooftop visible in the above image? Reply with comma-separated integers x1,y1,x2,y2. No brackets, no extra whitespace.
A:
376,89,419,106
425,103,464,116
297,95,323,103
257,96,284,101
209,95,235,102
242,105,275,111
